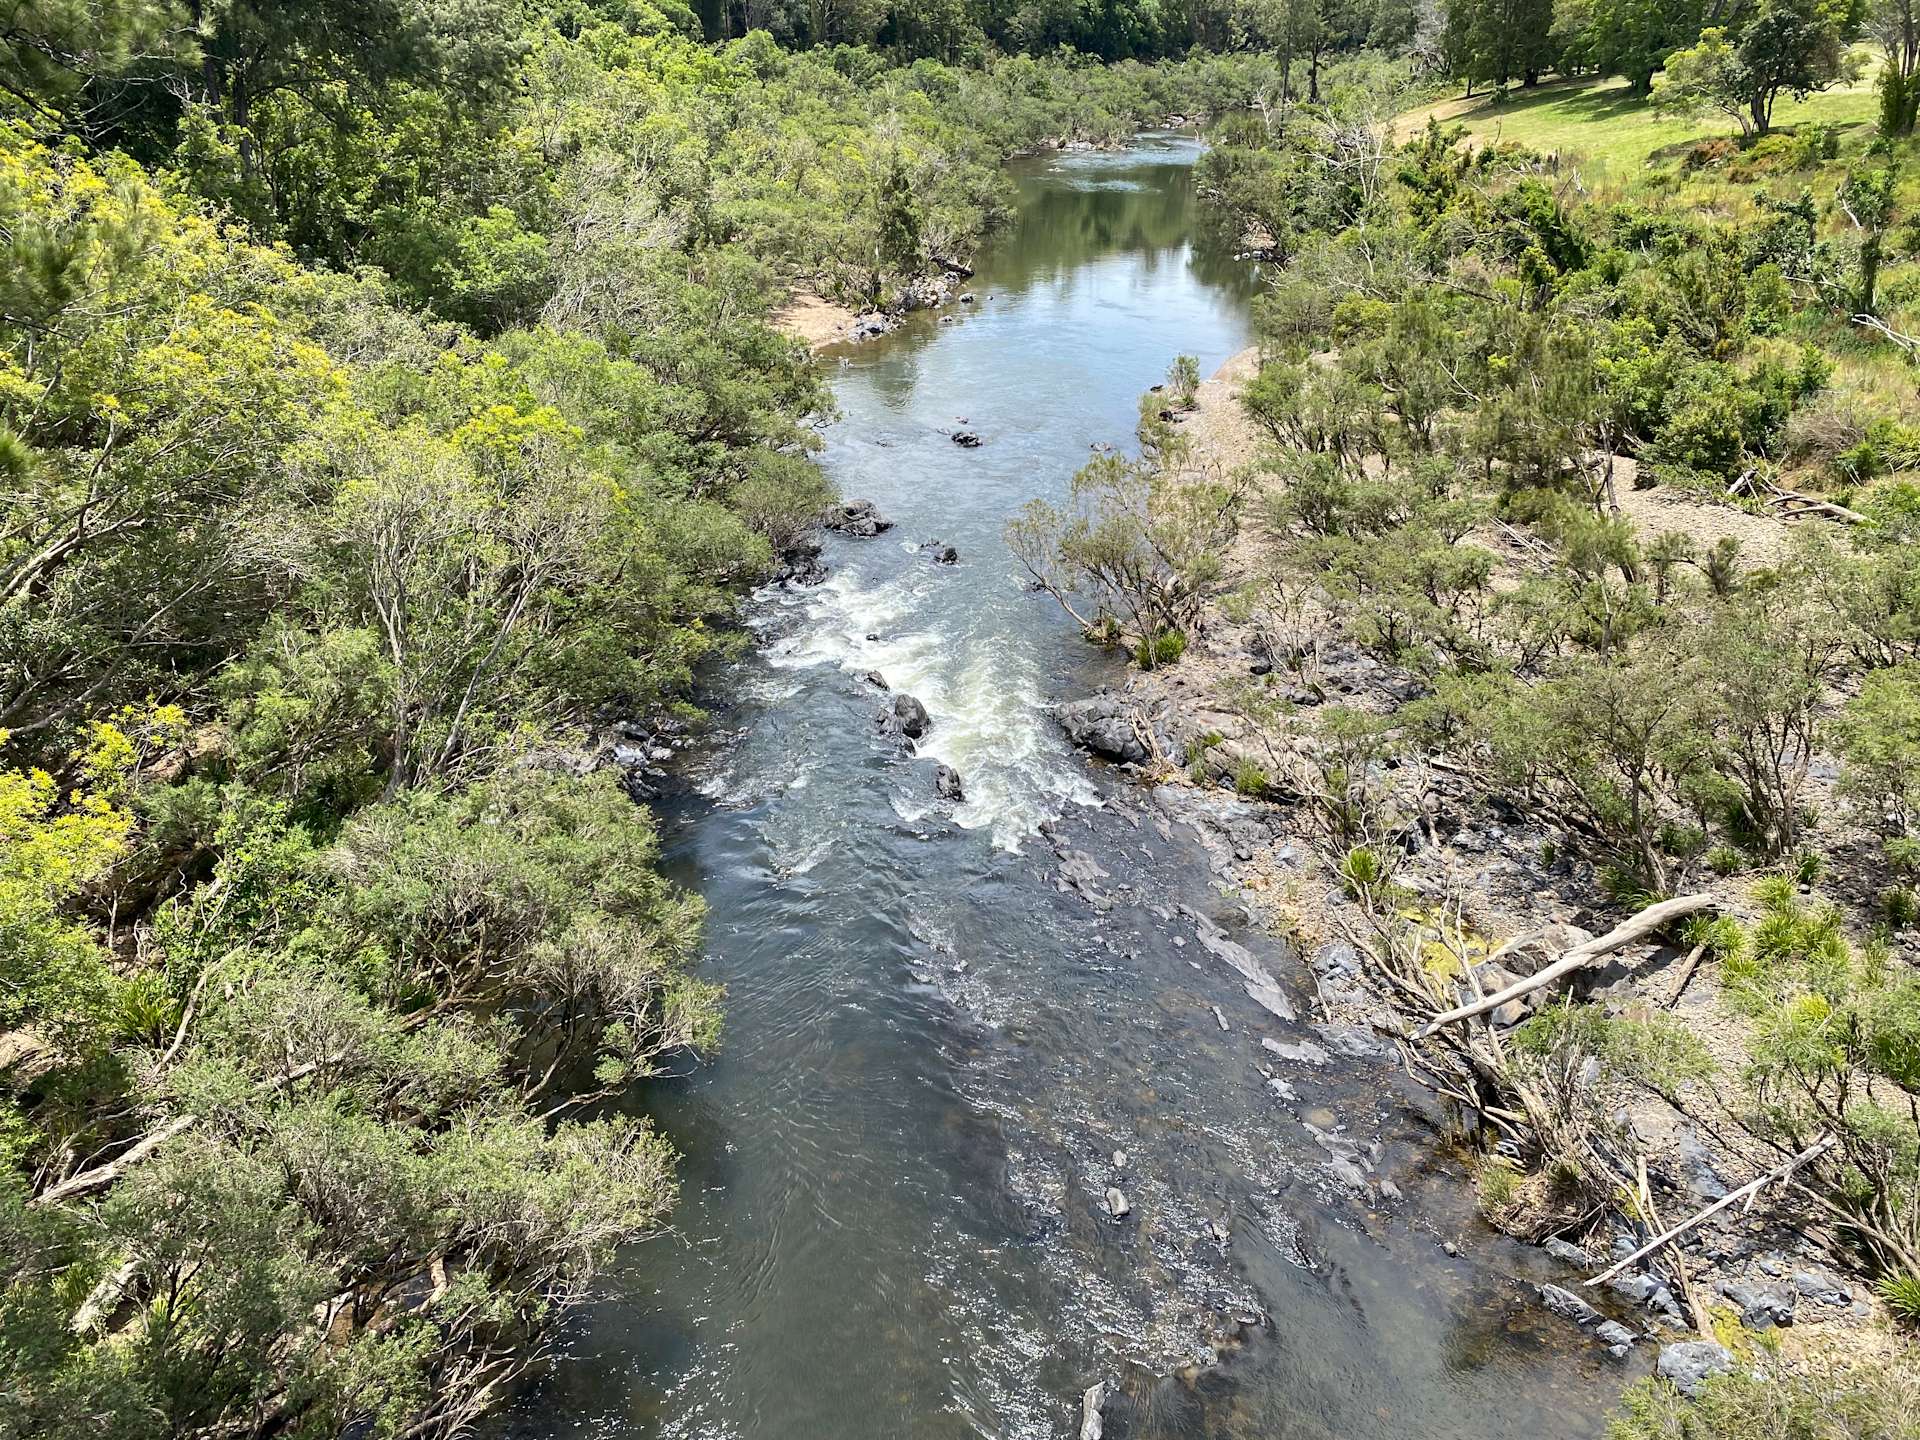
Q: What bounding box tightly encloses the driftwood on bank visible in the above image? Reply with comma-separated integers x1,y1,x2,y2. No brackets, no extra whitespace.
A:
1415,893,1716,1038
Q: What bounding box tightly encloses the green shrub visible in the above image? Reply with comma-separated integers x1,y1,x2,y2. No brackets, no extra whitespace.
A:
1681,912,1746,962
1879,1272,1920,1323
1186,731,1224,783
1609,1353,1920,1438
1135,628,1187,668
1752,873,1799,913
1706,843,1747,876
1882,885,1920,929
1599,865,1662,910
1659,821,1706,859
1476,1155,1522,1213
1339,845,1387,901
1232,755,1270,797
1889,837,1920,878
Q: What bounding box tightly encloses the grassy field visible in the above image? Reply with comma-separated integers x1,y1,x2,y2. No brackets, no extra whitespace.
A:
1390,70,1881,173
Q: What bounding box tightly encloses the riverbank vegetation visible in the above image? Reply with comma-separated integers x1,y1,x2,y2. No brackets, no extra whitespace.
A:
12,0,1920,1426
0,5,1321,1436
1010,6,1920,1422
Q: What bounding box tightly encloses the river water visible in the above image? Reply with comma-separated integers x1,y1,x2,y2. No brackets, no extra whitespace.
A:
501,135,1623,1440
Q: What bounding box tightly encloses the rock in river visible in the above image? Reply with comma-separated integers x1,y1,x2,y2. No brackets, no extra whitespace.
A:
891,693,931,740
934,764,964,801
951,429,982,447
825,498,892,537
1540,1283,1604,1329
1055,693,1149,765
1259,1036,1330,1066
1105,1187,1130,1219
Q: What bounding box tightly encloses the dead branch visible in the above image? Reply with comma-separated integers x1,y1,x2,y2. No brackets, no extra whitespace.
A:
1584,1134,1838,1288
33,1056,334,1207
1416,894,1716,1037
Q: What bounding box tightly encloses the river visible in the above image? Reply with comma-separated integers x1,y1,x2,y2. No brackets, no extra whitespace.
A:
498,134,1623,1440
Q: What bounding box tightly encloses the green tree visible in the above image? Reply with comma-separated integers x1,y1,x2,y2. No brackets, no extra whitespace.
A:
1445,0,1559,88
0,0,186,117
1008,394,1243,668
1580,0,1702,92
0,132,337,747
871,150,924,303
1656,0,1859,138
1838,661,1920,833
1873,0,1920,133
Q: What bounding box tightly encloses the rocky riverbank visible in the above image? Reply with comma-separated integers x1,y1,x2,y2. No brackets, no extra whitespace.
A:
773,266,980,350
1049,350,1906,1391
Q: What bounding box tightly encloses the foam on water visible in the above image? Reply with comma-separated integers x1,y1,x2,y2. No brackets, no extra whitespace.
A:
761,566,1099,850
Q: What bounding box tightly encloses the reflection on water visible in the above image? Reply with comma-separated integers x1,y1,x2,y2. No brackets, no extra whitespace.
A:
492,134,1626,1440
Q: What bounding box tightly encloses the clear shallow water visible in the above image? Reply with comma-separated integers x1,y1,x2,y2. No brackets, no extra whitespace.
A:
497,135,1623,1440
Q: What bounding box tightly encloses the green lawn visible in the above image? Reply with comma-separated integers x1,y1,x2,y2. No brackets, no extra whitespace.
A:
1395,71,1881,173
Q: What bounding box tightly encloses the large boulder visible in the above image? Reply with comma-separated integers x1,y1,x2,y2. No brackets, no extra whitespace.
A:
892,693,931,739
1055,693,1149,765
1719,1279,1795,1330
935,764,964,801
775,537,827,586
1657,1341,1734,1398
826,499,893,538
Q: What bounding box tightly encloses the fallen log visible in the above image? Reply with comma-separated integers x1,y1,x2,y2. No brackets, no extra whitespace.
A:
33,1056,334,1207
1584,1134,1837,1289
1414,893,1716,1038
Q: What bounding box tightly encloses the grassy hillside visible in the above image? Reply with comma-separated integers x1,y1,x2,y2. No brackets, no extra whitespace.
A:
1392,69,1881,172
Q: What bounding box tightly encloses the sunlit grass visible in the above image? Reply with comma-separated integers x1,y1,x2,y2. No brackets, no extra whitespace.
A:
1396,68,1881,175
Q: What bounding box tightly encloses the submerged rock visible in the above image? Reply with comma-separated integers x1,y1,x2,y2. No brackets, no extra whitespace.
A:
951,429,982,447
1594,1319,1637,1355
1545,1236,1600,1269
1056,849,1110,902
1540,1283,1604,1329
1191,912,1296,1022
924,542,959,565
1259,1036,1330,1066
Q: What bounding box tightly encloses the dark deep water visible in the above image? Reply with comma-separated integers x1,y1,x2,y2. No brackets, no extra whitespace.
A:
497,135,1623,1440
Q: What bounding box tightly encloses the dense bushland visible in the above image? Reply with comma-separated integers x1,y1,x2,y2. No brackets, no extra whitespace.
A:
0,1,1337,1430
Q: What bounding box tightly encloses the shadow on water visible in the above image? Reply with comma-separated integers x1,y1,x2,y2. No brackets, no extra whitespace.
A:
491,133,1627,1440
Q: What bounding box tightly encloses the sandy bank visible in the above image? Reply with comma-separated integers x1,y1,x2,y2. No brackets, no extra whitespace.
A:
772,292,861,351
